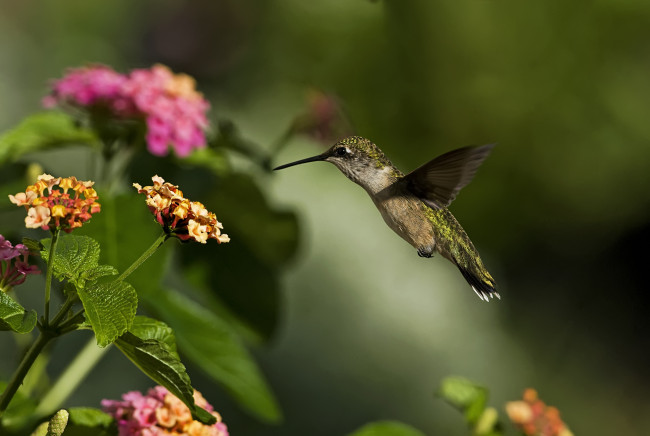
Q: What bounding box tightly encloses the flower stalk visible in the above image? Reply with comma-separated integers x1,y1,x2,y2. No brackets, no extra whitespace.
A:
118,231,168,281
43,228,60,326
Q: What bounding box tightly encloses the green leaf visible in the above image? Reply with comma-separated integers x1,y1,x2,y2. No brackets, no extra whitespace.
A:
82,265,119,283
182,147,230,176
181,243,280,344
348,421,427,436
128,315,178,355
41,235,116,289
76,194,169,298
180,173,299,341
0,291,37,333
80,280,137,347
40,234,130,344
0,111,99,165
114,316,216,425
438,376,488,425
143,289,282,423
208,173,298,268
60,407,116,436
0,381,38,431
67,407,113,428
22,237,44,252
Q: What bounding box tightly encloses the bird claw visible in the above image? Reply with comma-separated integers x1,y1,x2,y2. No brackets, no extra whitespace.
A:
417,248,433,258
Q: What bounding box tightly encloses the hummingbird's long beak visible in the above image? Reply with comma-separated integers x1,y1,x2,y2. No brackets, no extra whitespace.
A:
273,153,327,171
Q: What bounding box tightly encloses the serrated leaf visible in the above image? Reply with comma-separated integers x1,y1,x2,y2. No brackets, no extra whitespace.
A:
82,265,118,283
0,291,37,333
75,194,170,298
41,235,101,289
0,111,99,165
79,280,137,347
348,421,427,436
128,315,178,354
114,317,216,425
143,290,281,423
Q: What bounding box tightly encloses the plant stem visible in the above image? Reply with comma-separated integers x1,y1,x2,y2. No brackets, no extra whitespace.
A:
49,296,76,327
28,232,168,417
0,330,53,418
117,232,168,281
43,228,61,327
33,337,108,418
0,294,80,419
57,308,84,333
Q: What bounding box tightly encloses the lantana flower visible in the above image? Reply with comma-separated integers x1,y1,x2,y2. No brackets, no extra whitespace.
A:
101,386,228,436
9,174,100,232
0,235,40,291
43,64,210,157
506,388,574,436
134,175,229,244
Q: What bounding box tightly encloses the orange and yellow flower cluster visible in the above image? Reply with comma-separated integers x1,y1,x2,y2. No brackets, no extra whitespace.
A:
9,174,100,232
134,175,229,244
506,388,573,436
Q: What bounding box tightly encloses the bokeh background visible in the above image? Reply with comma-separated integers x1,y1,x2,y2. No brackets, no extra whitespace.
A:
1,1,650,434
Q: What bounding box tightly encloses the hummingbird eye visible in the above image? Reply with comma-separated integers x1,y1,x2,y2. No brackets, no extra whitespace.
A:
334,147,348,157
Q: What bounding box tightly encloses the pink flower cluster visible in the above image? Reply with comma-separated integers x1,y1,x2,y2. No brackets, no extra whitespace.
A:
43,64,210,157
0,235,40,291
101,386,228,436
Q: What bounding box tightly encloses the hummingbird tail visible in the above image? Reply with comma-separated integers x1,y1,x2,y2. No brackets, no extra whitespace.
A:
456,265,500,302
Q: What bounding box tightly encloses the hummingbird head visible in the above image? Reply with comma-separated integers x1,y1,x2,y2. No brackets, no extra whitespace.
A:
273,136,401,190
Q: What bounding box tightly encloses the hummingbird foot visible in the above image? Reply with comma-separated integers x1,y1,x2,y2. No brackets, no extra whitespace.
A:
417,248,434,258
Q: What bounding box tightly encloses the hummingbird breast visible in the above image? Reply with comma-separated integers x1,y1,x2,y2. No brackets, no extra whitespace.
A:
371,189,437,256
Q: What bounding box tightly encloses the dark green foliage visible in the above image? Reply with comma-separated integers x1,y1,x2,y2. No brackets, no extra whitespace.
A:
42,235,135,346
144,290,282,423
115,316,216,425
438,377,503,435
0,292,37,333
64,408,116,435
438,376,488,425
0,112,98,165
41,236,118,290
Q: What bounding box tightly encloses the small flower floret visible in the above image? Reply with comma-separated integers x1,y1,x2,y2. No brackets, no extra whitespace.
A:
10,174,100,232
0,235,40,291
134,175,229,244
101,386,229,436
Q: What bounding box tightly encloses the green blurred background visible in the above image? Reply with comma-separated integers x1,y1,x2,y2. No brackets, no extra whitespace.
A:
1,0,650,434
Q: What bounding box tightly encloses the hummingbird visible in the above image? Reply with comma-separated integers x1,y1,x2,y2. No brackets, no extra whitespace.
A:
273,136,499,301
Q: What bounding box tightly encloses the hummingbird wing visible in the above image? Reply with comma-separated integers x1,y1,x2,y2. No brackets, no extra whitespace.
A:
402,144,495,209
